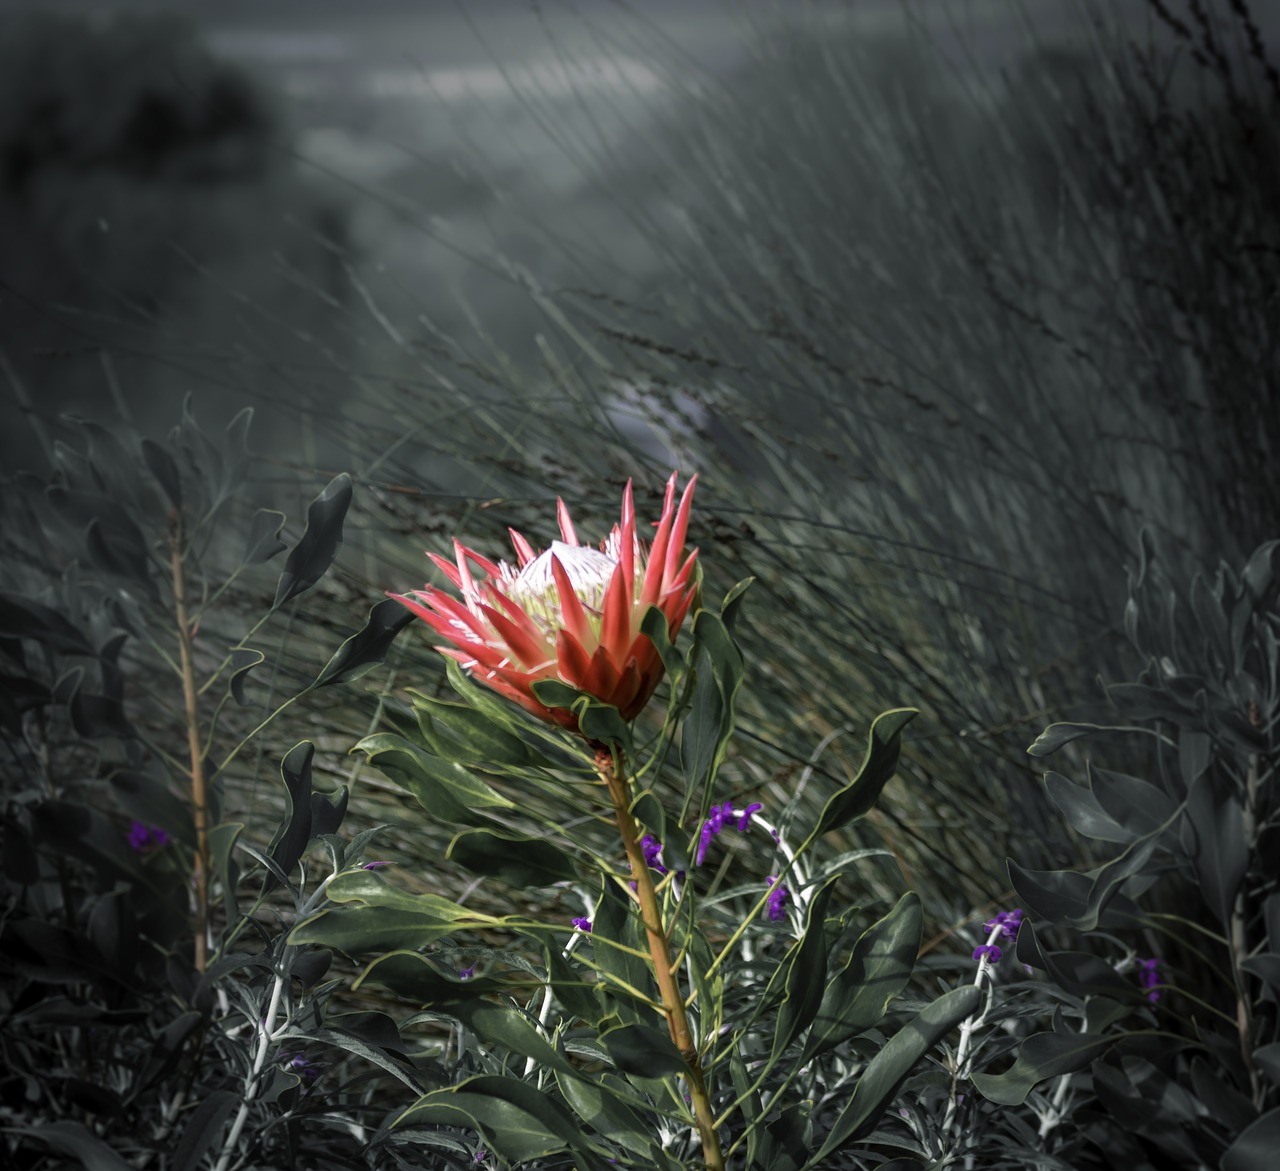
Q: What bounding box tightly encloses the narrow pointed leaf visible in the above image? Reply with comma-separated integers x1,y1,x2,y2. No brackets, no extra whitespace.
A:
315,598,414,687
274,473,353,608
816,709,917,835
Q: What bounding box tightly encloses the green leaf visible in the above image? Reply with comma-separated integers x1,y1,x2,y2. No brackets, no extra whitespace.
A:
315,598,414,687
573,696,633,751
267,742,314,888
243,508,288,565
802,891,923,1061
720,576,754,634
354,731,515,824
354,950,510,1001
273,473,353,609
394,1074,587,1162
1008,861,1093,924
290,905,472,954
448,828,578,887
771,875,841,1062
680,609,744,792
815,709,917,836
1222,1107,1280,1171
590,878,653,1024
640,605,682,675
971,1030,1120,1106
545,943,601,1025
446,998,574,1073
172,1089,238,1171
805,985,981,1167
411,689,536,767
555,1070,659,1158
599,1022,687,1076
531,678,585,710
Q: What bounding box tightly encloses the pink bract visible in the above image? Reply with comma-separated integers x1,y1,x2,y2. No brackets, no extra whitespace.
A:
391,474,699,734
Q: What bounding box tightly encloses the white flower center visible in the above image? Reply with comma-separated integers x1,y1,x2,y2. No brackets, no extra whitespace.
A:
507,541,618,632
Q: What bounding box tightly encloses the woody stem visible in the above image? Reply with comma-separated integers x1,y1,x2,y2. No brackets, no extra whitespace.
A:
170,511,209,972
597,748,724,1171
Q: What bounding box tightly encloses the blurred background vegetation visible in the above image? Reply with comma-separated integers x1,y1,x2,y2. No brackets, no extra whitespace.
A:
2,0,1277,954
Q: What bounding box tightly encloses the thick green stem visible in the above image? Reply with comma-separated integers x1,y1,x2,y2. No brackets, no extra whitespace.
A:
170,512,210,972
596,748,725,1171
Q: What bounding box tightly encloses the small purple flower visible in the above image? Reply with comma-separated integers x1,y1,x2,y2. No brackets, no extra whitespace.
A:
474,1149,487,1164
737,802,764,832
983,907,1023,942
1137,957,1161,1003
973,943,1004,964
571,917,592,933
765,876,790,922
640,834,668,875
362,860,392,870
282,1052,320,1085
459,964,476,981
127,821,170,851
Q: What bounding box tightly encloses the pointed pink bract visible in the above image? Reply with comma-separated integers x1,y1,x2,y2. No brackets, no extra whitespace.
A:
390,474,700,737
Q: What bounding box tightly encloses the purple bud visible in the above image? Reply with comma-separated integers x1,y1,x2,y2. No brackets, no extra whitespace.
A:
765,876,790,922
737,802,764,832
695,822,714,867
127,821,169,851
459,964,476,980
571,917,592,933
362,861,392,870
973,943,1003,964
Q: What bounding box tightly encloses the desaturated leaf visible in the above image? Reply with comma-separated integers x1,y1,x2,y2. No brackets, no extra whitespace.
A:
448,827,578,887
599,1022,687,1076
7,1121,133,1171
273,473,353,608
267,742,314,888
393,1074,586,1163
227,647,265,707
243,509,288,565
972,1030,1120,1106
172,1090,238,1171
815,709,917,835
315,597,415,687
805,986,981,1166
355,732,516,824
802,891,922,1061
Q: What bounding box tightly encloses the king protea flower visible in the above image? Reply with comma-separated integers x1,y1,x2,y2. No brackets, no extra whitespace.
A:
391,474,699,733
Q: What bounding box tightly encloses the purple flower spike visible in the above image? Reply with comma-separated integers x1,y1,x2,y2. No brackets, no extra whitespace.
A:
737,802,764,832
128,821,169,851
1137,957,1161,1003
982,908,1023,942
571,917,592,933
973,943,1004,964
765,876,790,922
695,822,713,867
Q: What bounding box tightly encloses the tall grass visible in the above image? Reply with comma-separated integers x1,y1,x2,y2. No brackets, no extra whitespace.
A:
5,0,1276,946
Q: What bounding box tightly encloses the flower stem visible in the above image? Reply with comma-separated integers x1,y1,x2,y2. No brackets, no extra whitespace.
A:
170,510,210,972
596,748,724,1171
